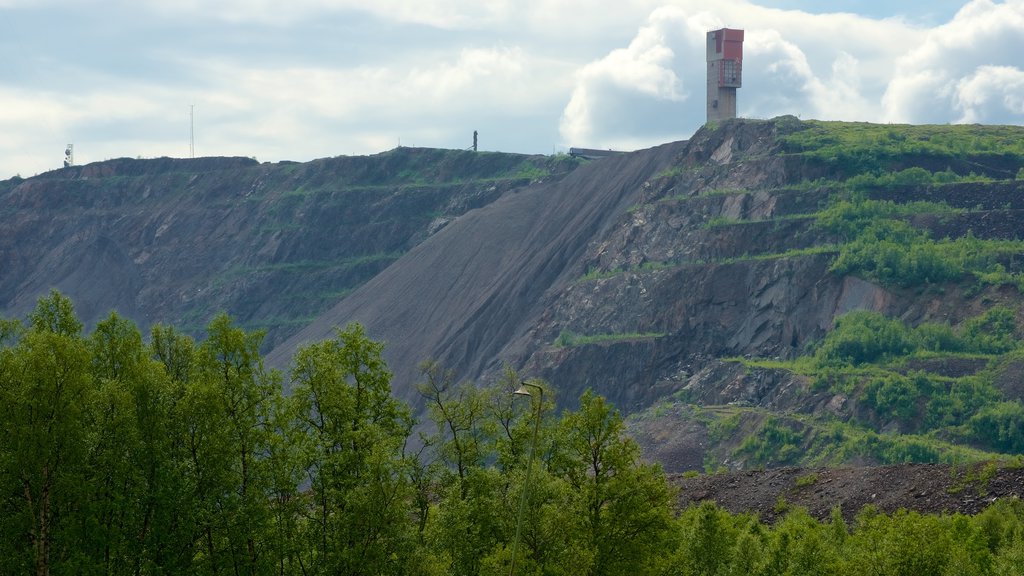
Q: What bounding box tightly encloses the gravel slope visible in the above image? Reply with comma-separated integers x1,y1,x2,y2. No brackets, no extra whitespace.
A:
266,141,687,404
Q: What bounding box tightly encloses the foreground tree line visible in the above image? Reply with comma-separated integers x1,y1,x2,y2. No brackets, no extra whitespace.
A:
3,292,1024,575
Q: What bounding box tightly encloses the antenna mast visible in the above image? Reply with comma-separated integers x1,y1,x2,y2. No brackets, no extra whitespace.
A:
64,144,74,168
190,104,195,158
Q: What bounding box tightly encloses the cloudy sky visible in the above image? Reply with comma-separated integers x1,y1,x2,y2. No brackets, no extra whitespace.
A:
2,0,1022,179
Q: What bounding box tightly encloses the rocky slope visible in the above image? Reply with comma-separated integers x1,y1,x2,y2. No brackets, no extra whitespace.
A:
6,117,1024,478
512,121,1024,414
265,140,687,406
271,118,1024,444
0,149,577,351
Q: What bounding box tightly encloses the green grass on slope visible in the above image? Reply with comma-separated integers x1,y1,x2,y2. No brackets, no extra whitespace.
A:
554,330,666,348
779,120,1024,162
700,307,1024,469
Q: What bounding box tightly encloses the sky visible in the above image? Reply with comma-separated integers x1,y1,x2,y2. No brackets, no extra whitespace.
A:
1,0,1023,180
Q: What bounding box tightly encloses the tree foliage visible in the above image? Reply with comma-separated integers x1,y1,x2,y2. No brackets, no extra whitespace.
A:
815,308,1020,368
815,310,915,366
289,323,418,575
4,292,1024,574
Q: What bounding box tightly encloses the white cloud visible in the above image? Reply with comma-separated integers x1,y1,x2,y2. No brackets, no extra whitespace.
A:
742,29,823,117
883,0,1024,123
406,47,530,104
558,0,1024,150
0,85,181,173
330,0,517,29
742,31,875,121
194,45,548,128
171,44,567,160
136,0,517,28
1,1,1023,180
954,65,1024,122
559,5,695,146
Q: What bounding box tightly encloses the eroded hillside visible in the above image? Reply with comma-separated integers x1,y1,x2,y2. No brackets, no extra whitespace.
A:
6,117,1024,476
542,118,1024,472
270,117,1024,473
0,149,577,350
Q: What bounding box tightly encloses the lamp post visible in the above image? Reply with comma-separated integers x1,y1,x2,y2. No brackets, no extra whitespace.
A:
509,381,544,576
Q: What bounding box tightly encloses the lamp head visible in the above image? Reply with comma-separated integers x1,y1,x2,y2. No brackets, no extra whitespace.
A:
513,385,532,397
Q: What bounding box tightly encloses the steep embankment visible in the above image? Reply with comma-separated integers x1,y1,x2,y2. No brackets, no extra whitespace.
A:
7,117,1024,480
0,149,576,350
266,141,686,406
274,117,1024,475
513,121,1024,416
589,119,1024,473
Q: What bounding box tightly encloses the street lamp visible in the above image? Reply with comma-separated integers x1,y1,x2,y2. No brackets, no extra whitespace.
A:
509,381,544,576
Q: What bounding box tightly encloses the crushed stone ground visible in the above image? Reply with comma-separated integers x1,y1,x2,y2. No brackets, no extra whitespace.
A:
671,463,1024,523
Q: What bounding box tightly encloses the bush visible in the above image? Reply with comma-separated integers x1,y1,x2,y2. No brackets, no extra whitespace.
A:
924,376,1000,429
933,168,960,184
913,322,964,353
554,329,576,347
814,197,901,241
861,373,930,425
815,311,914,366
961,307,1019,354
735,417,804,466
846,432,945,464
795,473,819,487
967,402,1024,453
890,166,932,186
814,308,1020,367
830,220,962,287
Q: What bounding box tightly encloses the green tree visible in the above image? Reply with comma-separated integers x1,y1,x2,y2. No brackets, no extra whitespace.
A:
669,501,740,575
759,507,839,575
941,516,990,576
183,313,284,575
967,402,1024,453
77,312,154,574
551,390,675,576
485,375,589,576
913,321,964,353
815,310,914,366
735,417,805,467
861,373,928,428
419,362,504,576
289,323,420,575
722,523,766,576
144,323,205,572
843,508,952,576
150,322,196,385
830,219,961,287
0,290,92,575
418,360,496,496
961,306,1018,354
992,532,1024,575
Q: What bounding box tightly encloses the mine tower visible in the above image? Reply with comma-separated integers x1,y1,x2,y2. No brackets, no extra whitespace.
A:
707,28,744,122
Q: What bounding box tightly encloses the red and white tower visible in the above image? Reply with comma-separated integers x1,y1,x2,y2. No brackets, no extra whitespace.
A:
706,28,744,122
